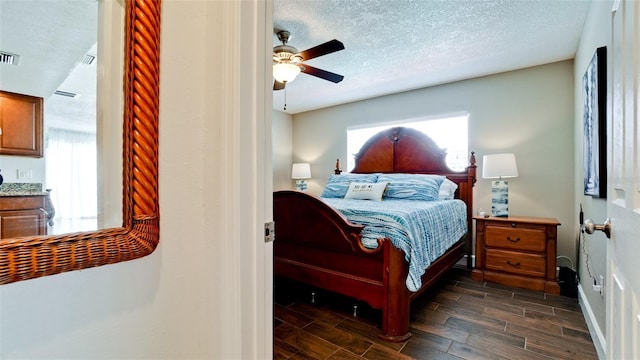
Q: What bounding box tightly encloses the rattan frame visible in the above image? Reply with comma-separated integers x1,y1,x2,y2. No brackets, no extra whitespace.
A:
0,0,161,285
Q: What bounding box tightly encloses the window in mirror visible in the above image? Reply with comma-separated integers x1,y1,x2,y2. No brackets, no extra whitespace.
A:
45,128,98,234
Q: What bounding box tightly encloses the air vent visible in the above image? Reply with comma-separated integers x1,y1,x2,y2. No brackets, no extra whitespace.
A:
0,51,20,65
82,54,96,65
54,90,81,98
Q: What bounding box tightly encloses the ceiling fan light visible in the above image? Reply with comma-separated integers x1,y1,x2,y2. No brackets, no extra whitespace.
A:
273,63,301,83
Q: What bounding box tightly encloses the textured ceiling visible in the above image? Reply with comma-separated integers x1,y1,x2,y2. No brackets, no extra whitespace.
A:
0,1,97,132
2,1,594,125
273,0,592,114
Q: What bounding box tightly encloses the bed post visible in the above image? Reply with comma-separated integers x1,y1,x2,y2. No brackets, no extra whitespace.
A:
464,152,477,268
380,240,412,342
334,158,342,174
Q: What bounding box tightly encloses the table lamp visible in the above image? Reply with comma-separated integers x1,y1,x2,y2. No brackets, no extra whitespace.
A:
482,153,518,217
292,163,311,191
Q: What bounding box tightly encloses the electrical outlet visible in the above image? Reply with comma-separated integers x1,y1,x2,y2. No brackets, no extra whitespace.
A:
16,169,32,180
592,275,605,296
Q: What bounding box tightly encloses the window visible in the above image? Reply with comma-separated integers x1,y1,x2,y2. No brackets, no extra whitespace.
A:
347,114,469,171
45,128,97,234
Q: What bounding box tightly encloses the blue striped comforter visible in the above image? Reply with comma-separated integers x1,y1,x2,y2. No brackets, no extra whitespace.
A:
321,198,467,292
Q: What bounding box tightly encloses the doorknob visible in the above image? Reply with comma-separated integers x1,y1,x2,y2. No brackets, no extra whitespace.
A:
583,218,612,239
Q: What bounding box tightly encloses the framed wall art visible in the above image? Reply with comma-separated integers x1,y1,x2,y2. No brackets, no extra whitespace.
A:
583,46,607,198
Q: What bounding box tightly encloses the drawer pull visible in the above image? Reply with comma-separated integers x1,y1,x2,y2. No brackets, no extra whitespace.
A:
506,236,521,242
506,260,521,267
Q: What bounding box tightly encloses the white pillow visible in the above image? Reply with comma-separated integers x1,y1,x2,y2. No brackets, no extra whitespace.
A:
344,182,389,201
438,178,458,200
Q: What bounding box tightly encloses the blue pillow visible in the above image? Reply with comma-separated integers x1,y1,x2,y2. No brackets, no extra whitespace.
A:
377,173,445,201
320,173,379,198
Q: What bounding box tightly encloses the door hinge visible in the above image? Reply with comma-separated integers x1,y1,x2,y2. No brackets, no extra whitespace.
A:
265,221,275,243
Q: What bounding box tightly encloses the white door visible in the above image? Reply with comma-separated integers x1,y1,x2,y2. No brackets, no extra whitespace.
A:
605,1,640,358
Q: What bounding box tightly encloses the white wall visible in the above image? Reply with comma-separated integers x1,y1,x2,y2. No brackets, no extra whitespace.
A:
272,110,293,190
0,156,44,184
573,0,612,351
0,1,271,358
292,61,576,262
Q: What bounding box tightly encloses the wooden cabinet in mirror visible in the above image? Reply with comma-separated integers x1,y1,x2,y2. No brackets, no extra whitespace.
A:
0,0,161,285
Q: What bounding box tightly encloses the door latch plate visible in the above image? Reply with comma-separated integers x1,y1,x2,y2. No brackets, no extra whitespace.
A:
265,221,275,243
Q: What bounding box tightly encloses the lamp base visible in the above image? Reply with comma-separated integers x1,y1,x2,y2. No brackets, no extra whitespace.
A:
295,179,308,192
491,180,509,217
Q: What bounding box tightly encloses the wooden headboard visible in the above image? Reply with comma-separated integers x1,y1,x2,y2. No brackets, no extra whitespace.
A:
352,127,469,173
351,127,475,185
349,127,477,240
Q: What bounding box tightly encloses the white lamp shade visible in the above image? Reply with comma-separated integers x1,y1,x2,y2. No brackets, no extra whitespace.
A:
291,163,311,179
273,63,301,83
482,153,519,179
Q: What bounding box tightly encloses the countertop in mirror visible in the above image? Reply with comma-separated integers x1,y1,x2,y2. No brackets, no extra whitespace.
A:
0,183,49,196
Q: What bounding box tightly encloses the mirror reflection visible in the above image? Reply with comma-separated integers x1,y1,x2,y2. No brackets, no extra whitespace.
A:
0,0,122,238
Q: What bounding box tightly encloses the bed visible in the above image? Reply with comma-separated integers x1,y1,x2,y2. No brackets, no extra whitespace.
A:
274,127,476,342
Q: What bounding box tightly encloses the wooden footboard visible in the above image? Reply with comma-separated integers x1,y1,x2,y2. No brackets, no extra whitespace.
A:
274,191,384,305
274,190,466,341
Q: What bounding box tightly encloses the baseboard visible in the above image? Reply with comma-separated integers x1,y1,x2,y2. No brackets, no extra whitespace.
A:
578,283,606,359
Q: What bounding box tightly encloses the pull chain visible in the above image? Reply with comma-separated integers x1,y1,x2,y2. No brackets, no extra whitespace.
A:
283,86,287,111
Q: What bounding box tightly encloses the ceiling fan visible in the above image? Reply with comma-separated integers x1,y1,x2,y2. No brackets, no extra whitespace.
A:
272,30,345,91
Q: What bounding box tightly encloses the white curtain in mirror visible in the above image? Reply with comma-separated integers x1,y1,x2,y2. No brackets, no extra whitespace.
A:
45,128,97,234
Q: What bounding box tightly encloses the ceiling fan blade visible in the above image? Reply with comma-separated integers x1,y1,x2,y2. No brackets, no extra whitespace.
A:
273,80,286,91
301,65,344,83
296,39,344,61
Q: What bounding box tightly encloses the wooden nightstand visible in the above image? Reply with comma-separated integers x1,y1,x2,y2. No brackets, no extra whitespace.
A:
472,215,561,294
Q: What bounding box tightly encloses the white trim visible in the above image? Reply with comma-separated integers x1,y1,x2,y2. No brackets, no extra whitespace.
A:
578,283,606,359
239,0,273,357
96,0,124,230
206,0,272,358
236,0,272,358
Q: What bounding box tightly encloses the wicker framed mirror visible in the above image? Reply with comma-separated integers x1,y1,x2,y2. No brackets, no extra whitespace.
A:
0,0,161,285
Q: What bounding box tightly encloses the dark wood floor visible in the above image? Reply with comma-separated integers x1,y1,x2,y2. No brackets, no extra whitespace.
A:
274,267,598,360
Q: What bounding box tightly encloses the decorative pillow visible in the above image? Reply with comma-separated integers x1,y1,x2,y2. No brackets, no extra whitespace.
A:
320,173,379,198
344,182,389,201
377,173,444,201
438,178,458,200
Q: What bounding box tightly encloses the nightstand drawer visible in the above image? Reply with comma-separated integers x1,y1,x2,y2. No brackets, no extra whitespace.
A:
485,226,546,252
485,249,546,278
